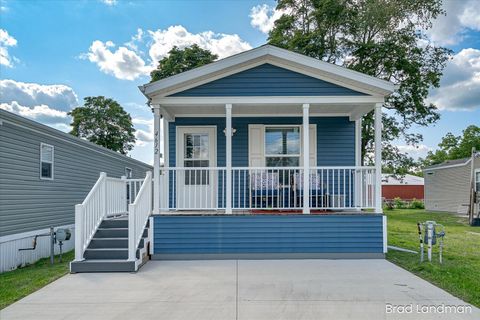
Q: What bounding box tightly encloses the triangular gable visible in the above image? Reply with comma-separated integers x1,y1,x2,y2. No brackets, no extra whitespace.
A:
168,64,366,97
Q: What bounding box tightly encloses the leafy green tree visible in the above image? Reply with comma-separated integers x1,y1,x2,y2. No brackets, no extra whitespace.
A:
69,96,136,155
150,45,218,82
269,0,451,172
421,125,480,166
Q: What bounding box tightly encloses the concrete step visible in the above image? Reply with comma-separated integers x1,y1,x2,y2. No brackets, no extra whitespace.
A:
84,248,140,260
88,238,144,249
70,260,136,273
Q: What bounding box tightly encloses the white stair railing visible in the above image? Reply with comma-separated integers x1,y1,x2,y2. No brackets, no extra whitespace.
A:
128,171,152,262
74,172,129,261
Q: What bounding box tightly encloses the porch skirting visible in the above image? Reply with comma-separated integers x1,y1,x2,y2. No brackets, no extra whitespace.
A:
152,214,386,259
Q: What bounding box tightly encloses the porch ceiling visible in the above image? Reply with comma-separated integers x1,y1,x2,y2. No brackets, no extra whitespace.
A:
161,103,374,120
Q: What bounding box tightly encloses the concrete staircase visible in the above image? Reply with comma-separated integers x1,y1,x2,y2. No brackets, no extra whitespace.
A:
70,218,150,273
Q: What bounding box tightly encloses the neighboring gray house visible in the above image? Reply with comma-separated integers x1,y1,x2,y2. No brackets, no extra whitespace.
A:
0,109,152,272
424,155,480,214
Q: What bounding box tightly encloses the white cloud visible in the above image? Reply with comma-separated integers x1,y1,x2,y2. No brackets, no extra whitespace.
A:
82,40,150,80
0,29,18,67
83,25,252,80
428,0,480,45
396,144,432,160
428,48,480,111
100,0,117,6
0,79,79,128
132,117,153,146
148,25,251,62
0,79,78,111
249,4,284,34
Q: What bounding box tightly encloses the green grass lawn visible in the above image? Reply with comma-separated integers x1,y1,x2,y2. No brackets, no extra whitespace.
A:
386,209,480,308
0,250,74,310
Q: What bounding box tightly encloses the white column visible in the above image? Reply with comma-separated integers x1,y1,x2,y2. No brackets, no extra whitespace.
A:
374,103,383,213
225,104,233,214
163,115,170,211
302,104,310,214
355,118,362,210
153,107,161,215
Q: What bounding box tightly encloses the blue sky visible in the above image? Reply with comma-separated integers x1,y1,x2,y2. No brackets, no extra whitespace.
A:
1,0,479,164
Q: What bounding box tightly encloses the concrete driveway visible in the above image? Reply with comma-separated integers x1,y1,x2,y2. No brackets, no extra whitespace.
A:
1,260,478,320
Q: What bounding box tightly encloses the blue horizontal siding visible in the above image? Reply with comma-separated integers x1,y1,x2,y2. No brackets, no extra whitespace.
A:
169,64,366,97
153,215,384,254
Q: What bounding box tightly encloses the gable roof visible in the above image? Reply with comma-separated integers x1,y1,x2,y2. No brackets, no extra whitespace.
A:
423,157,471,171
140,45,396,99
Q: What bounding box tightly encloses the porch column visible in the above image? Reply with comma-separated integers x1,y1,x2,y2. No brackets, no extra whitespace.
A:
355,118,362,210
225,104,232,214
153,107,161,215
162,111,170,211
302,103,310,214
374,103,383,213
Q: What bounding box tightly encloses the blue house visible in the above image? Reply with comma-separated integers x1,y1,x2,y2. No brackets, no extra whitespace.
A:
71,45,394,272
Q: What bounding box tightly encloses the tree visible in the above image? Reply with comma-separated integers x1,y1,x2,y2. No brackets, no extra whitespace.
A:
421,125,480,166
269,0,451,173
69,96,136,155
150,45,218,82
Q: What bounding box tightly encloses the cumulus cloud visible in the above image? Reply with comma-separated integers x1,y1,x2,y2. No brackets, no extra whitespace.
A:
428,48,480,111
0,29,18,67
428,0,480,45
249,4,284,34
83,25,251,80
396,144,432,160
148,25,251,62
0,79,79,128
82,40,150,80
132,117,153,146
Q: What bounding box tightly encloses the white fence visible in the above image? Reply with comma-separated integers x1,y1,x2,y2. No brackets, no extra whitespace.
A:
158,166,377,211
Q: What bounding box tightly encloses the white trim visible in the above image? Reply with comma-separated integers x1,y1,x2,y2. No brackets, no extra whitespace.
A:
40,142,54,180
162,113,352,118
154,95,385,106
423,158,472,171
0,224,75,243
355,119,362,166
382,215,387,253
141,45,395,98
153,108,161,215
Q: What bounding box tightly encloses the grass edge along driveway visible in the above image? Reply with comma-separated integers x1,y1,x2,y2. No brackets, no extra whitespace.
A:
386,209,480,308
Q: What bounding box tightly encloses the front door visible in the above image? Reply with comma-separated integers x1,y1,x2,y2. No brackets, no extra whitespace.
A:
176,127,216,209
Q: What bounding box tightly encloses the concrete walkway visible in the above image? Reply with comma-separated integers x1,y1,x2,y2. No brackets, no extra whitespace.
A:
1,260,478,320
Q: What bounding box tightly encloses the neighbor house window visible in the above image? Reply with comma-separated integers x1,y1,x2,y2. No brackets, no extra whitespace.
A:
265,127,300,167
40,143,54,180
125,167,133,178
476,171,480,192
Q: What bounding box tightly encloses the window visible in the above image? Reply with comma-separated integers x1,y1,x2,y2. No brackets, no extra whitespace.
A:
265,127,300,167
476,171,480,192
40,143,54,180
125,167,133,178
184,133,209,185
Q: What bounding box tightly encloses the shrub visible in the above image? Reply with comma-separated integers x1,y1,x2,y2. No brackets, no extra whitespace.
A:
393,197,406,209
409,198,425,209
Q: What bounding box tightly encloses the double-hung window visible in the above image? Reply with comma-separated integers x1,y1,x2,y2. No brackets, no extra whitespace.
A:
265,126,301,167
40,143,54,180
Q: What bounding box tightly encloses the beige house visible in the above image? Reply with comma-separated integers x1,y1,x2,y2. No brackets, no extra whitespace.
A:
424,155,480,214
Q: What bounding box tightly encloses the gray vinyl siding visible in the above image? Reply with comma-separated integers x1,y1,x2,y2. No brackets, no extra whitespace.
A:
0,110,152,237
169,64,366,97
153,215,384,256
424,158,480,213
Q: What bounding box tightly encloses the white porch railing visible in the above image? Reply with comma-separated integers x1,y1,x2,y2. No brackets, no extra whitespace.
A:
128,171,152,261
74,172,148,262
158,166,377,211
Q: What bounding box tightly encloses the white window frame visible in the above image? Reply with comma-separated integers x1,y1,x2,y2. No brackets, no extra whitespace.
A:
40,143,54,180
125,167,133,178
264,125,302,167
